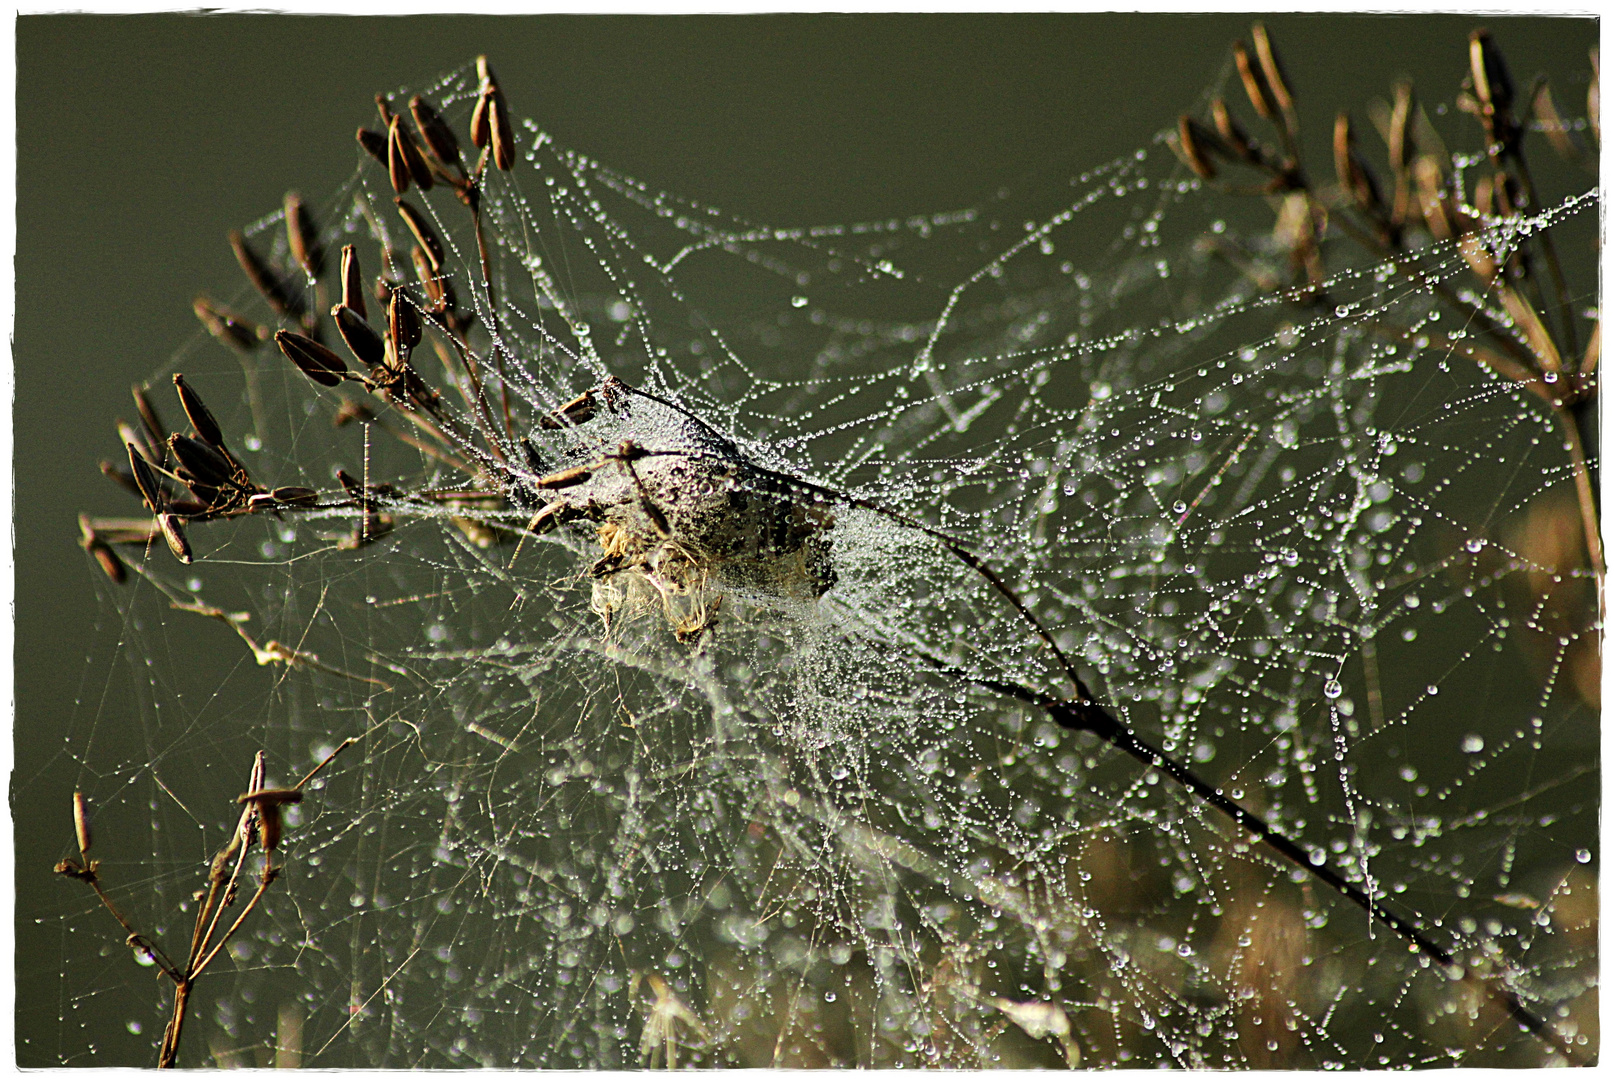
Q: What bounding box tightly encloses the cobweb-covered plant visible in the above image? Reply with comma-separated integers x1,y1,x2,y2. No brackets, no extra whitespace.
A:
65,28,1596,1068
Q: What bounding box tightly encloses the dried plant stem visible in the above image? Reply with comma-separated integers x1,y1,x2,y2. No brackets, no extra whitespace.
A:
191,839,253,975
62,739,358,1068
156,983,192,1069
903,646,1585,1065
465,170,515,441
870,480,1584,1066
190,868,277,982
1508,155,1579,360
1062,701,1585,1064
82,876,182,983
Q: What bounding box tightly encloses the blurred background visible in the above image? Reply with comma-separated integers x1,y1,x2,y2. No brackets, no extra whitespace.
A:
15,13,1597,1065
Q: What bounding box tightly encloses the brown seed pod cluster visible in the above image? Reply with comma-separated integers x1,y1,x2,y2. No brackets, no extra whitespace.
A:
1168,25,1600,590
85,52,850,648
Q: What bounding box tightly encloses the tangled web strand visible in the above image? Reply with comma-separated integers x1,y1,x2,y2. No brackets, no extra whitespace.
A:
65,38,1597,1068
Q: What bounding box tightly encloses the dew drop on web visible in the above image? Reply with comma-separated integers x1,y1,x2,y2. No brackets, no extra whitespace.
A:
58,28,1600,1071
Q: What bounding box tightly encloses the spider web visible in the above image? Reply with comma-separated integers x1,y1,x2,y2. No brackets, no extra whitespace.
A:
46,52,1597,1068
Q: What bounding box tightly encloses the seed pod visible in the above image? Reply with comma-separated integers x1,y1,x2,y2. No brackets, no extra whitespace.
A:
127,442,165,513
1414,156,1455,240
172,374,224,448
472,56,516,170
395,198,444,272
388,289,421,355
336,468,368,503
388,114,434,195
386,118,411,194
470,82,492,148
1589,47,1599,147
1250,23,1294,117
117,420,153,463
230,230,302,319
489,96,515,170
1175,116,1218,180
275,330,351,388
527,500,564,535
340,245,367,318
534,464,595,490
1210,99,1260,164
80,521,128,584
237,788,304,807
193,296,266,352
284,191,322,279
537,390,598,430
98,460,144,501
1333,113,1382,215
131,385,166,462
332,303,386,367
1388,81,1415,172
73,792,92,855
258,804,283,852
271,486,319,507
1469,29,1514,113
91,541,127,584
412,246,447,313
1233,40,1276,121
158,513,192,564
1533,82,1579,162
409,94,461,170
356,126,388,166
169,433,232,489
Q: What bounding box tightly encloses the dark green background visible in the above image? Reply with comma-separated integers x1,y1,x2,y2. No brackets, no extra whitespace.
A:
14,13,1597,1065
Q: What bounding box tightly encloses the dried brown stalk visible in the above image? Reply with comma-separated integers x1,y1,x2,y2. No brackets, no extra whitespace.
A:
57,743,357,1067
1174,25,1602,592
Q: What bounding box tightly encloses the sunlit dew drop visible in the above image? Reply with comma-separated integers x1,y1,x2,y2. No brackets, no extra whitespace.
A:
791,295,809,308
1465,537,1485,553
1460,734,1485,753
243,433,262,451
1426,685,1439,696
125,1021,142,1035
1576,849,1592,864
425,622,449,643
1323,679,1343,700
